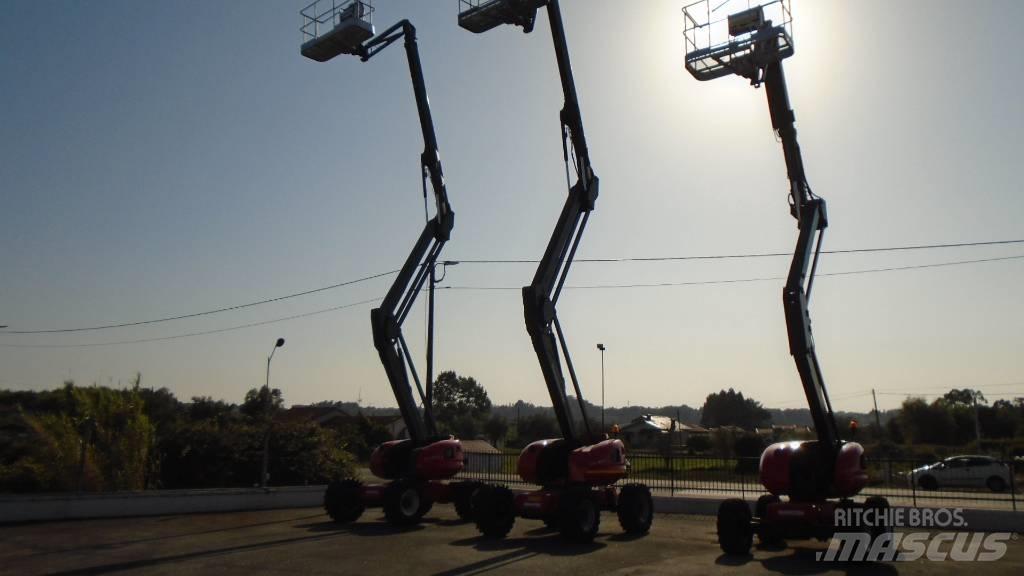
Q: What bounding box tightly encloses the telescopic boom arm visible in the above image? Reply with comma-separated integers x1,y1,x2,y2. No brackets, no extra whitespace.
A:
762,60,840,451
518,1,598,443
361,21,454,447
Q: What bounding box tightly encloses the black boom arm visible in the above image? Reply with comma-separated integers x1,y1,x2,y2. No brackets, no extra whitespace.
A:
763,61,840,451
361,21,453,447
520,1,597,443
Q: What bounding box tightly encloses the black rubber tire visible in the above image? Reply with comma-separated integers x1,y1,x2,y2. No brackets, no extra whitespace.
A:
383,479,430,526
454,481,482,522
864,496,891,539
717,498,753,555
559,489,600,543
323,479,364,523
918,475,938,491
473,485,516,539
617,483,653,535
987,476,1007,493
754,494,783,546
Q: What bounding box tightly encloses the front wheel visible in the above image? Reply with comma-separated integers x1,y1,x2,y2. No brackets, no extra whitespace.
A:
383,479,431,526
717,498,753,555
918,475,938,491
617,483,653,535
560,489,600,543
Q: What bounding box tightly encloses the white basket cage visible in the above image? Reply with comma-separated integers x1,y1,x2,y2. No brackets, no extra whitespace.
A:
682,0,793,81
300,0,375,61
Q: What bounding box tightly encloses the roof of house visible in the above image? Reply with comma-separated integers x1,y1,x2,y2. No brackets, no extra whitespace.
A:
460,439,500,454
620,415,707,433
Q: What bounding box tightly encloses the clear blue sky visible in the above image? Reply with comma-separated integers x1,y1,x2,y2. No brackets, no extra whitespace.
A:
1,0,1022,415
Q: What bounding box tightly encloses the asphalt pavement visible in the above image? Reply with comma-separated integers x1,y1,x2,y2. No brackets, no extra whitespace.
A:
1,505,1022,575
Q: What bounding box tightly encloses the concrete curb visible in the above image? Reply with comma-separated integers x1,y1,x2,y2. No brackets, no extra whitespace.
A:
0,486,324,524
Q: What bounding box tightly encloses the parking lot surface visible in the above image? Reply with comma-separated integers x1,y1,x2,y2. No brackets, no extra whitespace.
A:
1,506,1021,575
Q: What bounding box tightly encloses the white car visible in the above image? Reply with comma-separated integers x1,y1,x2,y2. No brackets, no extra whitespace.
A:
909,455,1012,492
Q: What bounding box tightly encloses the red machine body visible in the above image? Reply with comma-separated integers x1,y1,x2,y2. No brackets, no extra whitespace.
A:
369,438,464,481
517,438,628,486
760,440,867,500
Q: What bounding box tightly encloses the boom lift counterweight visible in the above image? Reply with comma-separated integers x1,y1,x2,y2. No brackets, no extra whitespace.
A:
457,0,653,542
301,0,481,527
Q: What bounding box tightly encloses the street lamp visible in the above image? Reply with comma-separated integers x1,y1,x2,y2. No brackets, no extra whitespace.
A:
596,343,606,432
261,337,285,488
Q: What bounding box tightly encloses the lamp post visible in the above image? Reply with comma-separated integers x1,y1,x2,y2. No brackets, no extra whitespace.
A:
261,337,285,488
597,343,606,432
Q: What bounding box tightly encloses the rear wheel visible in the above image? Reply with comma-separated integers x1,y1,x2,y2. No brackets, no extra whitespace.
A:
918,475,938,491
383,479,430,526
754,494,783,546
987,476,1007,493
560,489,600,543
473,485,516,539
864,496,890,539
717,498,753,555
617,483,653,535
323,478,364,523
453,481,482,522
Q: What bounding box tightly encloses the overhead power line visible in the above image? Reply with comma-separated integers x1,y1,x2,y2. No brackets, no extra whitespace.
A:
453,239,1024,264
439,254,1024,291
1,240,1021,336
0,298,381,349
0,270,398,335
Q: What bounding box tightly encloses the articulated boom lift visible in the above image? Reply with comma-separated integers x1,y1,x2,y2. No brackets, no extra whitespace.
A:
458,0,653,542
682,0,883,554
301,0,480,527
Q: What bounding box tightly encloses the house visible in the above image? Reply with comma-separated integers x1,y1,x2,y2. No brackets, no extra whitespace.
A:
617,414,708,450
460,439,503,473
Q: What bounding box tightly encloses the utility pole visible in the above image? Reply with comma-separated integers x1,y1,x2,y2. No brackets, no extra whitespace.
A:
597,344,606,433
871,389,881,429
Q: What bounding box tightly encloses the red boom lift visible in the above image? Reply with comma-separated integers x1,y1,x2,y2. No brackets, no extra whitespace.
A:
681,0,888,553
457,0,654,542
301,1,481,526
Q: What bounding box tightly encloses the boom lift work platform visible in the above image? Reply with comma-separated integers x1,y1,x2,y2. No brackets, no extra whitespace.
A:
300,0,481,527
682,0,885,554
457,0,654,543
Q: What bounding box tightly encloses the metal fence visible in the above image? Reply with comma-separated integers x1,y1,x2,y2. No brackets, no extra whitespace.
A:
454,451,1021,511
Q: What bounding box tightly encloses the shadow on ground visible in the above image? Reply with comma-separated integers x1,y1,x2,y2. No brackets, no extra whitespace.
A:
715,545,901,576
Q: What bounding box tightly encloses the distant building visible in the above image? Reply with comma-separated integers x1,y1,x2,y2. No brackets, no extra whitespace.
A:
460,439,502,473
280,406,406,439
618,414,707,450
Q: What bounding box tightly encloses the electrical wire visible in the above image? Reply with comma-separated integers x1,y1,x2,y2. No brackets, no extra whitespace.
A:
1,241,1021,336
453,239,1024,264
0,298,381,349
0,270,398,335
439,254,1024,291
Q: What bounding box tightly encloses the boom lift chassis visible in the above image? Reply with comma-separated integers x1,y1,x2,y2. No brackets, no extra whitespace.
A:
301,0,481,527
458,0,653,542
682,0,886,554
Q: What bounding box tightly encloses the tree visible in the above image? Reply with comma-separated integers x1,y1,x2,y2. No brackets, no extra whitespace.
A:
431,371,492,436
242,387,283,420
512,412,559,447
943,388,986,407
699,389,770,430
483,415,509,447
